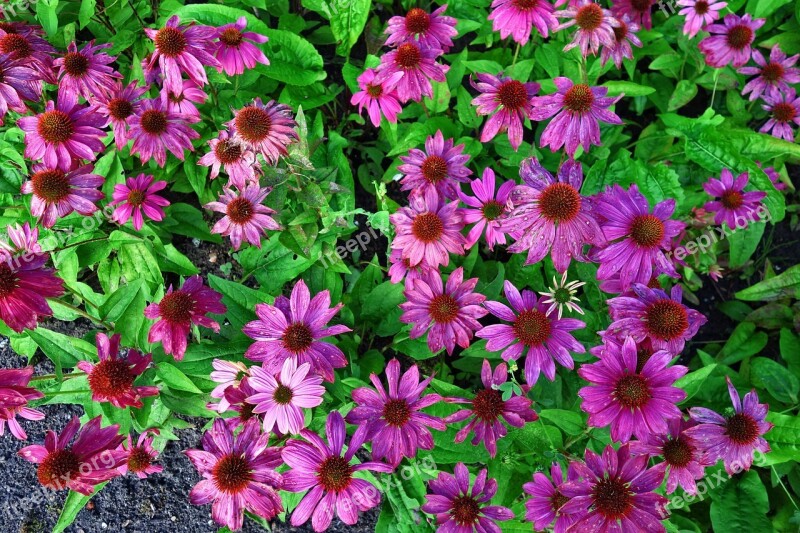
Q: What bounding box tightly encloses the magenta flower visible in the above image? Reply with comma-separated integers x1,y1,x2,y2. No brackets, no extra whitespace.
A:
17,95,106,171
248,358,325,435
2,222,42,256
221,377,262,429
503,158,605,271
0,367,44,440
128,97,200,167
144,15,221,94
593,184,684,291
0,52,40,124
19,416,126,495
163,80,208,120
385,6,458,51
144,275,226,361
699,13,765,68
347,358,445,466
282,411,393,532
350,68,404,127
387,247,431,285
760,88,800,141
0,248,63,333
471,72,539,150
390,188,465,269
118,430,163,479
213,16,269,75
612,0,654,29
444,359,538,457
531,77,622,156
186,418,283,531
110,174,170,231
740,46,800,101
606,284,707,356
559,444,668,531
206,185,280,250
524,463,582,533
686,376,773,475
209,359,249,413
199,130,261,189
400,267,488,355
422,462,515,531
555,0,618,57
489,0,557,43
93,81,149,149
677,0,727,38
760,163,787,191
22,164,104,228
227,98,298,164
600,14,641,68
54,41,121,101
378,42,448,103
459,167,514,250
703,169,767,230
399,130,472,200
0,26,55,82
243,279,351,382
477,280,585,386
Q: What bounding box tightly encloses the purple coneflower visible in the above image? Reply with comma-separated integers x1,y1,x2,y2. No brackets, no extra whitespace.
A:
2,222,42,256
119,430,163,479
54,41,121,101
93,81,148,149
600,14,641,68
385,6,458,51
524,463,582,533
387,248,430,285
555,0,618,57
0,52,40,124
213,16,269,75
209,359,249,413
0,367,44,440
612,0,654,29
378,42,448,103
128,97,200,167
459,167,514,250
399,130,472,200
703,169,767,230
740,46,800,101
206,184,280,250
489,0,557,44
221,377,261,429
760,89,800,141
351,68,404,127
228,98,298,164
163,80,208,120
699,13,765,68
677,0,726,38
471,72,539,150
199,130,260,189
0,249,63,332
22,165,104,229
110,174,170,231
0,27,55,81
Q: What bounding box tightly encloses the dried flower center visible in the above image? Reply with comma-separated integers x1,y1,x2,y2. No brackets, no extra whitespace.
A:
88,359,135,399
283,322,314,353
62,52,89,77
226,197,255,224
318,455,353,493
773,102,797,123
235,106,273,144
273,383,294,405
37,111,74,144
513,0,540,9
31,169,71,203
539,182,582,222
760,62,784,82
127,447,153,473
366,83,383,98
155,26,188,57
613,21,628,41
720,190,744,209
108,98,134,121
693,0,709,14
412,212,444,243
0,34,31,58
140,109,168,135
551,491,569,513
592,476,632,520
472,388,505,422
38,449,81,490
514,309,551,346
629,214,665,247
383,398,412,427
395,43,421,69
663,437,693,467
212,453,252,494
127,189,146,207
725,413,759,444
429,294,460,324
451,495,481,526
420,155,449,184
214,139,243,164
614,374,651,408
563,84,595,114
645,299,689,340
726,25,753,51
158,290,196,324
405,8,431,34
630,0,653,13
0,264,19,298
219,27,244,47
497,80,529,110
481,201,504,221
575,3,604,31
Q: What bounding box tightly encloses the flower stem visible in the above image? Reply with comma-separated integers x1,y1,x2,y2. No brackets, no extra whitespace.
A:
43,390,92,397
51,300,111,329
512,43,521,66
31,372,86,382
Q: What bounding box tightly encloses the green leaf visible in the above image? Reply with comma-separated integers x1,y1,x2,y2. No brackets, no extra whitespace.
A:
675,364,717,402
747,0,792,18
328,0,372,56
36,0,59,36
750,357,799,404
78,0,96,29
668,80,698,111
779,329,800,375
54,483,108,533
163,203,222,243
603,80,655,97
99,278,147,347
538,409,585,436
709,471,771,531
28,328,96,375
717,323,768,364
156,363,203,394
736,265,800,301
208,274,272,331
763,411,800,464
728,222,766,268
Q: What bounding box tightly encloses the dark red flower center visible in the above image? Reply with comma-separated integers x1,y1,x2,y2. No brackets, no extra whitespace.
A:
0,23,17,34
235,106,273,144
283,322,314,353
108,98,134,121
405,8,431,34
366,83,383,98
140,109,168,135
513,0,540,9
761,62,784,82
725,413,759,444
636,347,652,373
645,299,689,340
38,449,81,490
0,264,19,298
551,491,569,513
726,25,753,51
497,80,529,110
212,453,252,494
155,26,188,57
428,294,460,324
395,43,421,69
31,168,71,203
239,401,257,421
563,84,595,114
158,290,196,324
663,437,693,467
481,200,504,221
168,92,185,104
214,139,243,164
318,455,353,493
514,309,551,346
412,212,444,243
127,446,153,473
472,388,505,422
614,374,651,408
0,34,32,58
88,359,135,399
629,214,665,247
694,0,709,14
451,495,481,526
219,27,244,47
383,398,412,427
539,182,582,222
647,277,662,290
773,102,797,123
721,190,744,209
575,4,604,31
226,197,255,224
630,0,653,13
273,382,294,405
62,52,89,77
127,189,146,207
421,155,449,184
592,476,632,520
613,21,629,41
37,111,74,144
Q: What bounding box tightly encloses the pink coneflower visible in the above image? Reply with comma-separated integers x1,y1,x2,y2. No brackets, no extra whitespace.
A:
0,27,55,81
209,359,249,413
0,53,40,125
93,81,148,149
243,279,351,382
163,80,208,120
593,184,684,291
0,250,63,332
477,280,585,386
399,267,487,355
699,13,765,68
76,333,158,409
198,130,261,189
760,89,800,141
524,463,582,533
213,16,269,75
282,411,394,532
760,163,787,191
54,41,121,101
186,418,283,531
631,418,711,495
19,416,126,495
2,222,42,256
489,0,557,44
227,98,298,164
559,444,668,531
459,167,514,250
387,247,430,285
677,0,727,38
378,42,448,103
145,15,221,94
119,430,163,479
422,462,515,531
605,284,707,356
385,6,458,51
351,68,404,127
347,358,445,466
703,169,767,230
390,188,465,269
600,14,641,68
17,95,106,171
686,377,772,475
0,367,44,440
503,158,605,271
144,275,226,361
471,72,539,150
612,0,654,29
444,359,538,457
22,164,105,228
221,377,262,428
399,130,472,200
531,78,622,156
205,185,280,250
128,97,200,167
555,0,619,57
248,358,325,435
740,46,800,101
110,174,170,231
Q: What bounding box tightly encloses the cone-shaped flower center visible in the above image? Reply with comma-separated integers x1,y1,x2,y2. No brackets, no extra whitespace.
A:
693,0,709,14
412,212,444,243
647,277,662,289
213,453,252,494
726,25,753,50
472,388,505,422
32,169,71,203
155,26,188,57
383,398,412,427
663,437,693,467
630,0,653,13
108,98,134,120
773,102,797,123
497,80,529,110
405,8,431,34
592,476,632,519
0,34,31,58
514,309,551,346
629,214,665,247
236,106,273,144
635,347,652,373
539,183,582,222
88,359,135,399
215,139,243,164
645,299,689,340
421,155,448,184
283,322,314,353
366,83,383,98
140,109,168,135
429,294,459,324
37,111,74,144
575,4,604,31
563,84,595,114
613,21,629,41
551,491,569,514
273,383,294,405
614,374,651,408
127,446,153,473
239,401,257,421
159,290,195,324
725,413,759,444
481,200,504,221
721,190,744,209
760,62,784,82
513,0,540,9
127,189,146,207
219,27,244,47
38,449,81,490
395,43,421,69
0,264,19,298
63,52,89,76
451,495,481,526
318,455,353,492
226,197,255,224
